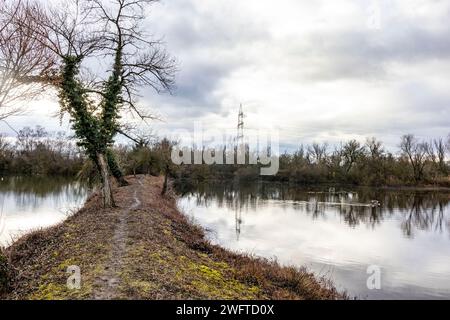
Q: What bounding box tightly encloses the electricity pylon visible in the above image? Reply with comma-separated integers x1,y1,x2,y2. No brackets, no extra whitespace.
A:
237,104,244,146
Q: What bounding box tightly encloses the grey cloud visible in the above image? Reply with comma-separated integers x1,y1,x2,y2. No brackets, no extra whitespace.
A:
284,24,450,82
143,0,270,118
3,1,449,150
149,0,269,51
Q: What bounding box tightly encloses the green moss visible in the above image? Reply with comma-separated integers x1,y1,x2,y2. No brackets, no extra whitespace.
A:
198,265,222,280
183,261,261,299
32,283,67,300
31,279,93,300
149,248,174,264
211,261,231,271
28,251,106,300
189,278,258,300
58,259,77,271
129,280,156,294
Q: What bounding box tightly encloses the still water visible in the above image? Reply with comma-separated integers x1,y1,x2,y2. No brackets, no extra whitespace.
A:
0,176,89,247
177,181,450,299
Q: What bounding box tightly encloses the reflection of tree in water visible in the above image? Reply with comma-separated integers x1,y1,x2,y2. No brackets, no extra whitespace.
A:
401,195,447,238
0,176,89,211
177,181,450,237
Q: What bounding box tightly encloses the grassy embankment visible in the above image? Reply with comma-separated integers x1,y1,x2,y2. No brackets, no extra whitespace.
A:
0,176,344,300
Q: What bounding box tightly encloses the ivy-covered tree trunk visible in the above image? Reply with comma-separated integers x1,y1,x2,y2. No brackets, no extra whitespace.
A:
59,56,117,207
97,153,115,207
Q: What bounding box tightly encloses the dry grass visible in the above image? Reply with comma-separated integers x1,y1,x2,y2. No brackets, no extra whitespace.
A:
1,175,345,300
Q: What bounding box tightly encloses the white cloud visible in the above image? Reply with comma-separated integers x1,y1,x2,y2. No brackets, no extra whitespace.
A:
2,0,449,151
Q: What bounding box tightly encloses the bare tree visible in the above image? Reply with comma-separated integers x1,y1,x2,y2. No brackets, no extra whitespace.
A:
425,140,435,163
0,0,55,120
399,134,428,182
364,137,386,184
118,122,157,148
307,142,328,164
366,137,384,160
7,0,176,207
341,140,365,173
432,138,447,175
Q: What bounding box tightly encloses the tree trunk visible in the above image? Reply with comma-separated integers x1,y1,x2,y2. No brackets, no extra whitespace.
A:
97,153,115,208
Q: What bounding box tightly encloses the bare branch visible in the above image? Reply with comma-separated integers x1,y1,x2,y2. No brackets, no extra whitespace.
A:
0,0,57,119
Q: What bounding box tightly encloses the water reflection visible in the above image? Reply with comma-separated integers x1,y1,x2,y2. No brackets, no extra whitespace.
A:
0,176,89,246
178,181,450,239
177,181,450,299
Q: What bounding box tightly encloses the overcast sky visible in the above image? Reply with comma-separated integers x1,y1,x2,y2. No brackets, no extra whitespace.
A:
2,0,450,152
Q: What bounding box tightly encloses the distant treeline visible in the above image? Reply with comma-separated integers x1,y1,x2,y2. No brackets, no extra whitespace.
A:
1,126,449,187
110,133,450,187
0,126,84,176
167,135,450,187
276,135,450,186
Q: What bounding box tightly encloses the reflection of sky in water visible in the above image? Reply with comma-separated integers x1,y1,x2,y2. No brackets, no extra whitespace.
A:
178,187,450,299
0,177,89,247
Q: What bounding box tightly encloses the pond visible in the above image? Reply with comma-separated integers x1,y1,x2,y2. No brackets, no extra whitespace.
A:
0,176,89,247
177,181,450,300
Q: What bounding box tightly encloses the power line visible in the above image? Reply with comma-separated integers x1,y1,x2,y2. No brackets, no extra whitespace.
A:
1,120,19,135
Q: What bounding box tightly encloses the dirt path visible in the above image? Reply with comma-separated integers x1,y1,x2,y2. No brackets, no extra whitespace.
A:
93,179,142,300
